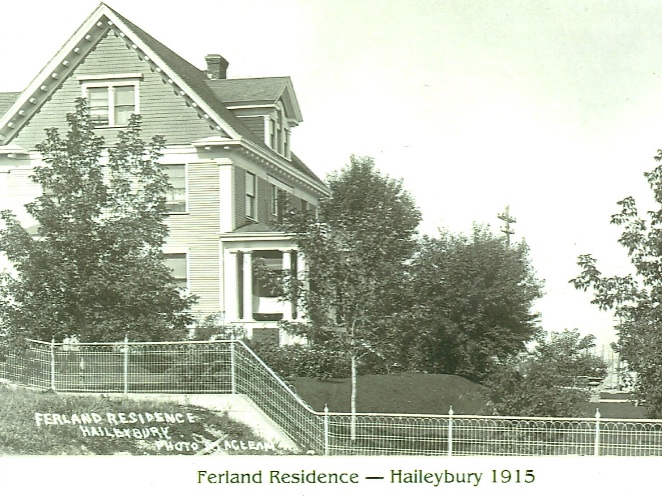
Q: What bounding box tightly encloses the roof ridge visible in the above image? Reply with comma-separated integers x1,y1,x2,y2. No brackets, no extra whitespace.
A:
1,3,327,191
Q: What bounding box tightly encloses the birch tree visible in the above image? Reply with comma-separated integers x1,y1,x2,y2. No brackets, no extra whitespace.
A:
281,156,421,438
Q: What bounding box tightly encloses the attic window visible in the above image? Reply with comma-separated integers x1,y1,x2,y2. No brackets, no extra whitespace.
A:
267,103,291,159
79,74,142,128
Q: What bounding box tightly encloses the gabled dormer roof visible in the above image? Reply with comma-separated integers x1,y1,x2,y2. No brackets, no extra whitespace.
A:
207,77,303,123
0,2,326,192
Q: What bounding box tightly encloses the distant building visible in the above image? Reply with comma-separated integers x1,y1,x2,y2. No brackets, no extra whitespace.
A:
0,3,328,343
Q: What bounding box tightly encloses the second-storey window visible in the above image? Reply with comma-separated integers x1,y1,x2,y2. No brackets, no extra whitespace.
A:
271,184,286,223
163,165,187,213
246,171,256,220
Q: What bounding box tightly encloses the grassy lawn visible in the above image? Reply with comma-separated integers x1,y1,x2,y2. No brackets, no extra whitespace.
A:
289,373,652,419
289,373,490,415
591,401,648,419
0,384,285,455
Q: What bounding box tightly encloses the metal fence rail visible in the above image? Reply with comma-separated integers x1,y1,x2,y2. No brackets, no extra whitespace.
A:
0,338,233,394
234,341,325,453
2,337,662,456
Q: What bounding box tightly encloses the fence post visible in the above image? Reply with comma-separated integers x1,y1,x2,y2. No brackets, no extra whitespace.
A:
230,340,236,394
448,406,454,456
123,335,129,395
50,337,56,391
324,404,330,456
594,408,601,456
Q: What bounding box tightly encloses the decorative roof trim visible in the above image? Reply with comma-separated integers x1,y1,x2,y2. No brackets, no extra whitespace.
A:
279,79,303,123
0,3,242,145
0,144,28,157
226,104,276,110
0,5,111,144
219,231,292,242
237,138,329,195
76,73,144,81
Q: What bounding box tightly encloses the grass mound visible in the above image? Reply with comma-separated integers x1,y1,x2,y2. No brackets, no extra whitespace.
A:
0,384,283,455
289,373,490,415
289,373,651,419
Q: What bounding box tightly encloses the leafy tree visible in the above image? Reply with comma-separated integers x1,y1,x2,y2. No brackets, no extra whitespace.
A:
571,150,662,417
402,225,543,381
484,330,605,417
280,155,421,436
533,329,607,380
0,99,196,345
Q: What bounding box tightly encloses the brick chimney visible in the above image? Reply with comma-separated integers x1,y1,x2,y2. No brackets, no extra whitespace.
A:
205,54,229,79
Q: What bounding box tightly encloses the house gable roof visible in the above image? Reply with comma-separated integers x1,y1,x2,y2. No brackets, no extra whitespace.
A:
207,77,303,122
0,3,326,192
0,4,252,145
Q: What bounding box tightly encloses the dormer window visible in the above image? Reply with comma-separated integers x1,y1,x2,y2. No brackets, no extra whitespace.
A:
267,102,290,159
78,74,142,127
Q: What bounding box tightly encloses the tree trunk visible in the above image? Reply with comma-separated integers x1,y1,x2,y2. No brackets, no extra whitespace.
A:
351,351,357,441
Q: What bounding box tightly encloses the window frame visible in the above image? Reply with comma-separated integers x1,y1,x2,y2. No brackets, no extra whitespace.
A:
253,250,284,299
79,74,142,128
163,252,189,291
162,164,188,214
267,101,291,159
270,184,287,223
245,171,257,221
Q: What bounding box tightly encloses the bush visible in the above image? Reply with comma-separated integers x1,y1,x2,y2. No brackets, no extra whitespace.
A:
484,331,606,417
251,342,350,380
191,313,245,341
484,362,591,417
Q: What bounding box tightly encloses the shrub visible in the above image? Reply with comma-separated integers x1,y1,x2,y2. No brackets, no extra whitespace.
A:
191,313,245,341
251,342,350,380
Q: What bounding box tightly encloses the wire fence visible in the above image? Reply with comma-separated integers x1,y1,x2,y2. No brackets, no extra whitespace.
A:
2,337,662,456
0,338,233,394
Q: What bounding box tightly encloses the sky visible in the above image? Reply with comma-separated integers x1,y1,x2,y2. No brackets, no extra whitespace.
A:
3,0,662,349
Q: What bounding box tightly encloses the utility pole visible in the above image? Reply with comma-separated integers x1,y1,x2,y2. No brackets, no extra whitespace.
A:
498,205,516,246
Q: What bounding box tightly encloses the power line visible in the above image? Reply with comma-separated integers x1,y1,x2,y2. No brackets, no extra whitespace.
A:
498,205,516,246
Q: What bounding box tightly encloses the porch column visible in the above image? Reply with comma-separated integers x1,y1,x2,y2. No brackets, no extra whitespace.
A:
225,250,239,321
242,250,253,320
282,250,293,320
296,250,306,318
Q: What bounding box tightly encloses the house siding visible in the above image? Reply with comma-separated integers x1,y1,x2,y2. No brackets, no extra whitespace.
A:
11,31,222,151
234,167,246,227
257,176,270,224
239,116,264,141
165,161,220,315
1,6,328,336
2,165,41,226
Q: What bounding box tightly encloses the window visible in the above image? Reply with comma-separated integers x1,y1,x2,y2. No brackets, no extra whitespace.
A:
267,103,290,159
271,184,285,223
253,251,283,298
245,171,256,220
80,75,140,127
86,85,137,127
87,87,110,127
269,118,277,150
163,253,188,289
163,164,187,213
284,129,291,158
